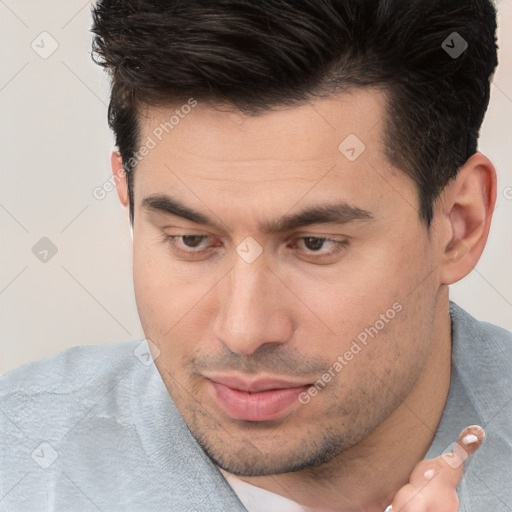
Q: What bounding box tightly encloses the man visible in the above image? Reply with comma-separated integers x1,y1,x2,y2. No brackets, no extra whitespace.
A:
1,0,510,511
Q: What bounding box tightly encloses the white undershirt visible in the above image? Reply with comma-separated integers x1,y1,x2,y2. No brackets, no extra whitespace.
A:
220,469,309,512
221,470,393,512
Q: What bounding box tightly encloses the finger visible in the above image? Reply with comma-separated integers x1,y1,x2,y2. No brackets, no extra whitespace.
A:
390,426,485,512
454,424,485,457
438,424,485,485
407,425,484,490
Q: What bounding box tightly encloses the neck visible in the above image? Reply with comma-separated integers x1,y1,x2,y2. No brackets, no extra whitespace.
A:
221,297,453,512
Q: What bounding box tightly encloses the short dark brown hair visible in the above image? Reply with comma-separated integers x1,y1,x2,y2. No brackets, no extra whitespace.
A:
90,0,498,227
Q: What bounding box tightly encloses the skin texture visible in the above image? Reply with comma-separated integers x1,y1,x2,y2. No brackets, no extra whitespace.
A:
112,89,496,511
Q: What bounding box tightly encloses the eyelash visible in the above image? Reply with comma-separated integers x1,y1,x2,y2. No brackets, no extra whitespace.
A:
159,233,349,259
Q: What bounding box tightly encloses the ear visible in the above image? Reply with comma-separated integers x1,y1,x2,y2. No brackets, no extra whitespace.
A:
111,147,129,208
437,153,497,285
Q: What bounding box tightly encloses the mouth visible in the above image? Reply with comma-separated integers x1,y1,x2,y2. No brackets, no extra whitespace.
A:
204,375,312,422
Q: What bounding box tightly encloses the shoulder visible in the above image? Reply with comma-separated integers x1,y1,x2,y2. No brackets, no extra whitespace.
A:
0,339,142,398
449,300,512,423
0,339,144,428
0,338,149,465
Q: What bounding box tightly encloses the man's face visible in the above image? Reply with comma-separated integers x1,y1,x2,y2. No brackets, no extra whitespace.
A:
131,89,443,476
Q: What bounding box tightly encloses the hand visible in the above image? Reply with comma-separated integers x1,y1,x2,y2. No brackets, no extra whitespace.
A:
388,425,485,512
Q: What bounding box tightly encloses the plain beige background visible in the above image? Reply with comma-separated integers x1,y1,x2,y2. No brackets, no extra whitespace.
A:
1,1,511,375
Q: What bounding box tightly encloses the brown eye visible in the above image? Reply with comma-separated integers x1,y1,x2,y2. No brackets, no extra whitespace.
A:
159,233,213,254
302,237,327,251
292,236,349,261
181,235,207,248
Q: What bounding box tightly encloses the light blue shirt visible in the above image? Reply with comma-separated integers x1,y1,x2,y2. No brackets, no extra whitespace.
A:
1,301,511,511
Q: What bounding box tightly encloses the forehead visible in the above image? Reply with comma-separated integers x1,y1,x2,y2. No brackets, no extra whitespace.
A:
136,88,387,172
133,88,417,230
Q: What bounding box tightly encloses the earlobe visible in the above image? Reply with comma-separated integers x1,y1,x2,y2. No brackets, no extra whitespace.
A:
110,147,129,208
438,153,497,285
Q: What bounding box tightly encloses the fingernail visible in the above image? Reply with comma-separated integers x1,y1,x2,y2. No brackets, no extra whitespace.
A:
424,469,436,480
462,434,479,445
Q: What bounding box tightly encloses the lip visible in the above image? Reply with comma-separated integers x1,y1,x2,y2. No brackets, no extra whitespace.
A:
205,375,311,421
206,375,311,392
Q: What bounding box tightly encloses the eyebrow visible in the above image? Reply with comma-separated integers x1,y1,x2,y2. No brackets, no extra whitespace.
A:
142,194,374,233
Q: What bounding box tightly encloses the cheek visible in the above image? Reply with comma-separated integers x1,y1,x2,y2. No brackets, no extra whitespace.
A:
293,237,434,366
132,236,219,353
133,238,185,337
294,261,403,342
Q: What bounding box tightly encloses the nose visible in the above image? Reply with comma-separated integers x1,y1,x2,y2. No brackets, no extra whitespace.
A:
212,251,294,355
